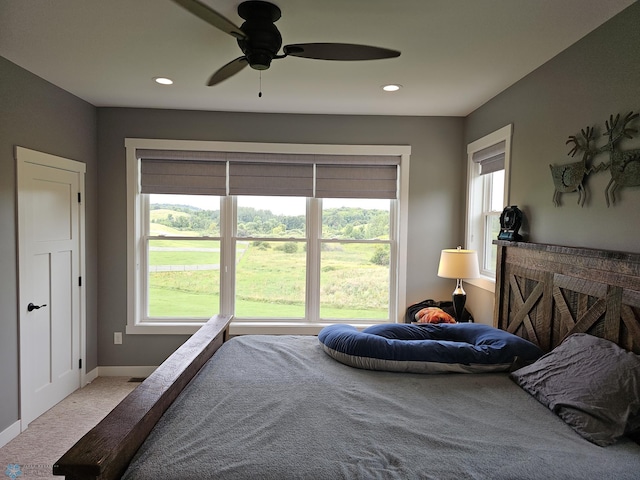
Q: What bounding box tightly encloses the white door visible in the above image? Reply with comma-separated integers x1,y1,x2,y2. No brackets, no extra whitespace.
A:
17,147,85,428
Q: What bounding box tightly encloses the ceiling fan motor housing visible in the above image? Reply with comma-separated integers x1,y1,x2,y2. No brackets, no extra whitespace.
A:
237,1,282,70
171,0,401,85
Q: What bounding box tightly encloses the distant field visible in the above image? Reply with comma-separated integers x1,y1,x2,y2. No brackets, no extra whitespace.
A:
150,209,190,220
149,239,220,266
149,223,199,236
148,238,388,319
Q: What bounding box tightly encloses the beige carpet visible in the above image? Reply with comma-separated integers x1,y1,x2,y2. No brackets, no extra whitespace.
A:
0,377,138,479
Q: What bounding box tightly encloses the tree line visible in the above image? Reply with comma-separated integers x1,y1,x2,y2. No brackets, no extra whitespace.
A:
152,204,389,240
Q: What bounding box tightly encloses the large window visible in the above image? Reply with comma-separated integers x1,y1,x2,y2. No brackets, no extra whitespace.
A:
465,125,512,291
126,140,410,334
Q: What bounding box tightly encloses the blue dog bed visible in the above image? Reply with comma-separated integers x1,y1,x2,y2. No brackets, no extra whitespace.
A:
318,323,543,373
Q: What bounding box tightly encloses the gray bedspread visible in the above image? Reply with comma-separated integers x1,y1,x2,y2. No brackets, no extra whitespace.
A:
123,335,640,480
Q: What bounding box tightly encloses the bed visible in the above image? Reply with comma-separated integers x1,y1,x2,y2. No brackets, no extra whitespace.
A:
53,241,640,479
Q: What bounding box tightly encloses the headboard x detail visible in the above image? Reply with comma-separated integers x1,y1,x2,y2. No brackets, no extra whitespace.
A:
493,240,640,354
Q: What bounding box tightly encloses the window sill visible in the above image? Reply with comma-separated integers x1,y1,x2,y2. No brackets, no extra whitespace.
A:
126,320,379,336
126,322,205,335
465,275,495,293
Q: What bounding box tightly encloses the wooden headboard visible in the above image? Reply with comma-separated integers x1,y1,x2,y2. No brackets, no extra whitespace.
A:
493,241,640,354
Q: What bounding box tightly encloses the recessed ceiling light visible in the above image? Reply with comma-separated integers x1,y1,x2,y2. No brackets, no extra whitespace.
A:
382,84,402,92
153,77,174,85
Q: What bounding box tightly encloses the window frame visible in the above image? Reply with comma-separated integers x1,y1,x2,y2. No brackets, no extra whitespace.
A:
125,139,411,335
465,125,512,293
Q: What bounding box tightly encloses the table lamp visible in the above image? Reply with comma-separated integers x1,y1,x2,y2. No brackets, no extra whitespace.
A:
437,246,480,321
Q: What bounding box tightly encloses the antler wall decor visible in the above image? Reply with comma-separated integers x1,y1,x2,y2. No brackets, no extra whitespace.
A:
550,111,640,207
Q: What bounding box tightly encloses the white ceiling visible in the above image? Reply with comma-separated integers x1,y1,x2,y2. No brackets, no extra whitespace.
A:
0,0,635,116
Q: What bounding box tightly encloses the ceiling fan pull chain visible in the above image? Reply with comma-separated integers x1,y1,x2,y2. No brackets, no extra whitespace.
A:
258,71,262,98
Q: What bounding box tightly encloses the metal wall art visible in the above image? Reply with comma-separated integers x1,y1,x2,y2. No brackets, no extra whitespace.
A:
550,111,640,207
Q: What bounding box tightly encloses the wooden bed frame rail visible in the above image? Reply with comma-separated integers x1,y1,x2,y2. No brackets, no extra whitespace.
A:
493,241,640,354
53,315,233,480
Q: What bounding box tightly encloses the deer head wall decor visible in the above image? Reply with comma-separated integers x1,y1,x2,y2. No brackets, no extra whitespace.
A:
550,126,596,207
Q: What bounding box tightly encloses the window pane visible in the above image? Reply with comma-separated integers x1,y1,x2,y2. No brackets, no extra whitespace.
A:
484,215,500,274
237,196,306,238
489,170,505,212
149,194,220,236
235,240,306,318
322,198,390,240
147,239,220,317
320,242,389,320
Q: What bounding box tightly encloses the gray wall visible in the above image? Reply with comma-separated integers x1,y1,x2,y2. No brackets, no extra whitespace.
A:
0,57,98,433
463,2,640,318
96,109,465,365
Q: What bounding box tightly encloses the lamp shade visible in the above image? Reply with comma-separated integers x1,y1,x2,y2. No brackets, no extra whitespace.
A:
437,248,480,279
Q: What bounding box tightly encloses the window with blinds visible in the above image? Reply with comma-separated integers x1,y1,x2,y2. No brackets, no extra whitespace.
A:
126,141,409,333
466,125,512,285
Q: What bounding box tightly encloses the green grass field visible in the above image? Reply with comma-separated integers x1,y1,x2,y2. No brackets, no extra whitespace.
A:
148,239,388,319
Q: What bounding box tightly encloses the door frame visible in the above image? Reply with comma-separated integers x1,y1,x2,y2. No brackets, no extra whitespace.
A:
16,146,87,430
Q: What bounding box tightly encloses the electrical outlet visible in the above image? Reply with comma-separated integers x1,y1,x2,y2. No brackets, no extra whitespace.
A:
114,332,123,344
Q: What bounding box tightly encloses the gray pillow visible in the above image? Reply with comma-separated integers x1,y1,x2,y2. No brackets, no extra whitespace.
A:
510,333,640,446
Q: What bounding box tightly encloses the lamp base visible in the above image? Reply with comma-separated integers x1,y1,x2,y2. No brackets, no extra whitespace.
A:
451,278,468,322
452,292,466,322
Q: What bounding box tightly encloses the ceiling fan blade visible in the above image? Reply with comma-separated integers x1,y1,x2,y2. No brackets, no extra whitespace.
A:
283,43,400,61
171,0,247,40
207,57,249,86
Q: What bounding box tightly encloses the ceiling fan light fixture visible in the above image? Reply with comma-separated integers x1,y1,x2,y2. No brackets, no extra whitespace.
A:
382,84,402,92
247,51,274,70
153,77,174,85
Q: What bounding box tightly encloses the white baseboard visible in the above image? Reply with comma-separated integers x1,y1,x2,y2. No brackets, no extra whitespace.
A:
98,366,157,377
0,420,21,449
83,367,99,386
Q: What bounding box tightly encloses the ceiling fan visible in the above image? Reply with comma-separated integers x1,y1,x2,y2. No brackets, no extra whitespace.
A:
171,0,401,86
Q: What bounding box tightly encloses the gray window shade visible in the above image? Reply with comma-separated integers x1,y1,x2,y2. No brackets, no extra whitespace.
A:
311,155,400,166
226,152,316,164
472,140,505,175
137,148,400,198
229,162,313,196
316,164,397,199
137,149,227,162
140,159,226,195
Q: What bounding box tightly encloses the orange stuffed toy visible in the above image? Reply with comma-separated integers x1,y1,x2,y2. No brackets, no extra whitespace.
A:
414,307,456,324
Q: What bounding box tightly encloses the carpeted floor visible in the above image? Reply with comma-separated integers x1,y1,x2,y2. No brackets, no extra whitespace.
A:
0,377,138,479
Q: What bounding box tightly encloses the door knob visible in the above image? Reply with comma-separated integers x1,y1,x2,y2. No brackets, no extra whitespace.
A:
27,303,47,312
